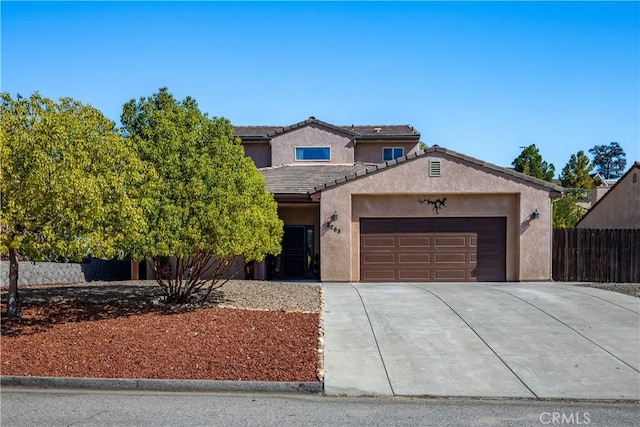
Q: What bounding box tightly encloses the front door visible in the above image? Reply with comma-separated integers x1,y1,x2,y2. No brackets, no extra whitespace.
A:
280,225,315,280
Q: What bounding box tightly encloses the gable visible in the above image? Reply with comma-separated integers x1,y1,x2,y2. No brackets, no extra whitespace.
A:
270,123,355,165
576,162,640,228
312,146,562,196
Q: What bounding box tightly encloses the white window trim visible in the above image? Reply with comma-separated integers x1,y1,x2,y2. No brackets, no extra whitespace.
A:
382,147,404,162
295,146,331,162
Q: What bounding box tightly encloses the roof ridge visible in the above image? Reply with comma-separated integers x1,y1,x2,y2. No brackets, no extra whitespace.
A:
310,145,562,194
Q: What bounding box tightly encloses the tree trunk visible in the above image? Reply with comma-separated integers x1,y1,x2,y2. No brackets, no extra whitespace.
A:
5,247,22,318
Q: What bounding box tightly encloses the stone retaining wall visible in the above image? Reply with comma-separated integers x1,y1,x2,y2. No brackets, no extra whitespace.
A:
0,258,131,286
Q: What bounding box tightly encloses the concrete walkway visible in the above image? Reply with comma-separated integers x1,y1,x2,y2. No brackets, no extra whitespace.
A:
323,282,640,399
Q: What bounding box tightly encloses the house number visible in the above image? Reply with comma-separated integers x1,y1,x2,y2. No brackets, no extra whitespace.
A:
418,197,447,214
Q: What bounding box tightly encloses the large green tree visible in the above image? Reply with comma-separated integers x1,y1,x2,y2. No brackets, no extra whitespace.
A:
553,194,587,228
0,93,151,318
555,150,594,228
512,144,555,182
559,150,594,190
121,88,282,304
588,142,627,179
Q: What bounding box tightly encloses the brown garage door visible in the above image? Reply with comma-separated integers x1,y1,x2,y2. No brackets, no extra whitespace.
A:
360,217,506,282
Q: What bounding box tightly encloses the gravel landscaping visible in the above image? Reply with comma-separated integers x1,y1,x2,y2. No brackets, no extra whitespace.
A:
575,282,640,298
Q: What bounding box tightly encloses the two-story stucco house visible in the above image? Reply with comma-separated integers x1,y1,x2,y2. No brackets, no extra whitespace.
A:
236,117,561,282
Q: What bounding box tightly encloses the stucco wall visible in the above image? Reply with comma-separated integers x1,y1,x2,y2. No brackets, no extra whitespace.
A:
242,143,271,168
270,124,354,165
318,153,554,282
354,142,419,164
578,167,640,229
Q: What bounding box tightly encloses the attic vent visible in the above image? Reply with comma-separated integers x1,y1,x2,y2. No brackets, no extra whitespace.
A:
429,160,442,177
374,127,382,133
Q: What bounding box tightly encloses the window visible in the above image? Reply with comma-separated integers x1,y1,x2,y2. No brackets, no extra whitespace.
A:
295,147,330,161
383,147,404,162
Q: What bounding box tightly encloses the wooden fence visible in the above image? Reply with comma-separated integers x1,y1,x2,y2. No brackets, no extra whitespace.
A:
552,228,640,282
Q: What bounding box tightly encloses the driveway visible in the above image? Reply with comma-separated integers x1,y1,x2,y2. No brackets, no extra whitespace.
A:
322,282,640,399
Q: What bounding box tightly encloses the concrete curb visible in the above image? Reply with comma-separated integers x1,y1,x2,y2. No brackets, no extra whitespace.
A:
1,376,323,394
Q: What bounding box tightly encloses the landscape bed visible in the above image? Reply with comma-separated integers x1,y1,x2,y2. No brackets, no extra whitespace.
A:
0,281,322,382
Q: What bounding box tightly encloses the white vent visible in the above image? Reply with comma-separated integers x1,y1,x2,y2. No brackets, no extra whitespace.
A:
429,160,442,177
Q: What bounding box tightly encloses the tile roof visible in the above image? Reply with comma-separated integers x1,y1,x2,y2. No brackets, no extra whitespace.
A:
260,164,371,195
259,145,563,197
235,117,419,141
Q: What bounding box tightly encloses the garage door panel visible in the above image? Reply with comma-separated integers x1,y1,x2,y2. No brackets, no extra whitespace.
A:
360,217,506,282
362,236,396,249
434,253,469,264
433,236,469,248
399,270,431,280
362,269,396,280
398,237,431,247
434,269,469,280
363,253,396,264
399,253,431,263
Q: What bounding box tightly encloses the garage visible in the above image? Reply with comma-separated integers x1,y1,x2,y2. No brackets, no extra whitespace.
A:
360,217,506,282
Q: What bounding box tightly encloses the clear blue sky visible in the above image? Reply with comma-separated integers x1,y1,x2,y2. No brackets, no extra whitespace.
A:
2,1,639,175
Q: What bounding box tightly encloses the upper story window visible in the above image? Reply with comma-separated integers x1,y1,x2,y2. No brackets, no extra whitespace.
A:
383,147,404,162
295,147,331,161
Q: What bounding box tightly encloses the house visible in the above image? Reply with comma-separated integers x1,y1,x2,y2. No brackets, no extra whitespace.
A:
576,162,640,229
236,117,561,282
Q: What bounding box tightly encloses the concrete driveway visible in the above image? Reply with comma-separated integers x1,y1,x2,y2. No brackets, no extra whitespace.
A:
322,282,640,399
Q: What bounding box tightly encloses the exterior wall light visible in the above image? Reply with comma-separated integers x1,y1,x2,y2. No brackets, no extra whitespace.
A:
531,209,540,220
331,211,339,222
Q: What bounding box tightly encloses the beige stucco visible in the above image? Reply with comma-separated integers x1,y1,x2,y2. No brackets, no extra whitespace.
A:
270,124,354,165
354,142,419,164
577,165,640,229
318,153,554,282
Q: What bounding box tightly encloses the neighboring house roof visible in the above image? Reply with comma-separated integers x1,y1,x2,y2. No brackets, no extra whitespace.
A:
235,117,420,142
591,173,618,187
575,161,640,227
259,145,562,197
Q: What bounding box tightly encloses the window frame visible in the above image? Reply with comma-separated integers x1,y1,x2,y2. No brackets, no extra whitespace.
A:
382,147,405,162
295,146,331,162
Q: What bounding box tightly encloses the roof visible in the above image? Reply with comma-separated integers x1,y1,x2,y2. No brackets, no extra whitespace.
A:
235,117,420,142
260,164,371,195
259,145,563,197
576,161,640,227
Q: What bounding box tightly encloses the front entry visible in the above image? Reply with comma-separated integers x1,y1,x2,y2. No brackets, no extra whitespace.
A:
270,225,317,280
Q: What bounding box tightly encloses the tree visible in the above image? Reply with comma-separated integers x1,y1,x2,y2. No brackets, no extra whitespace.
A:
588,142,627,179
0,93,151,318
121,88,282,304
553,194,587,228
559,150,594,191
512,144,555,182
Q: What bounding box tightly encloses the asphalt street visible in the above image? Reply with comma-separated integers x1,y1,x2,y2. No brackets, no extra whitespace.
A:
1,388,638,427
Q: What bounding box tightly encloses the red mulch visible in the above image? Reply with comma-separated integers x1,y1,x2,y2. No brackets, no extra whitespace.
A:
0,301,320,382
